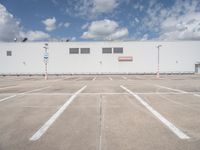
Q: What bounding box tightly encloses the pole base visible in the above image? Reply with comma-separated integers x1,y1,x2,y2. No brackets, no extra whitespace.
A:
45,75,48,80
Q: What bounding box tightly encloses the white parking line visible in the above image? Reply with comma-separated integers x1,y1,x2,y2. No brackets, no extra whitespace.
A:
0,86,50,103
29,85,87,141
92,77,96,81
0,95,18,102
157,94,200,112
120,85,190,140
2,92,199,96
155,85,187,93
51,79,63,82
0,85,18,90
194,94,200,97
0,92,129,96
108,77,113,81
155,85,200,97
63,76,73,80
74,77,81,81
122,76,127,80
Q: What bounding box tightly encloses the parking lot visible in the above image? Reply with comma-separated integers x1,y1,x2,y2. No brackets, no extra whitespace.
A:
0,75,200,150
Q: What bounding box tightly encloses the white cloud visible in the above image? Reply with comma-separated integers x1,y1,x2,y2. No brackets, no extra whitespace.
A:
81,19,128,40
159,3,200,40
133,2,144,12
135,17,139,23
0,4,21,42
107,28,128,40
141,34,149,41
140,0,200,40
49,36,76,42
58,21,70,28
81,23,89,30
51,0,59,5
20,31,50,41
64,22,70,28
65,0,119,18
42,17,57,31
0,3,50,42
71,37,76,41
92,0,118,14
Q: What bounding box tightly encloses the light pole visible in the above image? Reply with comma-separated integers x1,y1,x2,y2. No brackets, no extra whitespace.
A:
157,45,162,78
43,43,49,80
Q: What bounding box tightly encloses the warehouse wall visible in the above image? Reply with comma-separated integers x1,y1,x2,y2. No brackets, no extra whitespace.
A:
0,41,200,74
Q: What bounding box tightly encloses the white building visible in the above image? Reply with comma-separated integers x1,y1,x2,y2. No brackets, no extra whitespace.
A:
0,41,200,75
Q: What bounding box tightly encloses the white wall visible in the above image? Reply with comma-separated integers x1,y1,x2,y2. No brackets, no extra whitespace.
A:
0,41,200,74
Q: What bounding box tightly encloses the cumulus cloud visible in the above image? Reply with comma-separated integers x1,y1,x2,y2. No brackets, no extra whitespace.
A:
139,0,200,40
0,3,50,42
64,22,70,28
81,23,89,30
108,28,129,40
49,36,76,42
92,0,118,14
42,17,57,31
81,19,128,40
64,0,119,18
20,31,50,41
159,2,200,40
0,4,21,42
58,21,70,28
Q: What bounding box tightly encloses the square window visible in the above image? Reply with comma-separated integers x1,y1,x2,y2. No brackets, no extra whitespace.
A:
81,48,90,54
102,48,112,54
7,51,12,56
69,48,79,54
114,47,123,53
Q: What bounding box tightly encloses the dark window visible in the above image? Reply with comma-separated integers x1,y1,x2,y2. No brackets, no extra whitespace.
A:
102,48,112,54
113,47,123,53
7,51,12,56
69,48,79,54
81,48,90,54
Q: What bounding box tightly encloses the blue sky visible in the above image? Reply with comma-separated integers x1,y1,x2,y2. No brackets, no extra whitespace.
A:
0,0,200,41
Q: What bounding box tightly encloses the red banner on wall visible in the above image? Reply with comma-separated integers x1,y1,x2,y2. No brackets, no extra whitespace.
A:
118,56,133,61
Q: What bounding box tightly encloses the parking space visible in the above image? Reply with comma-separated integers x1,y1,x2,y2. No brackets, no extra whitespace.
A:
142,94,200,138
29,95,99,150
0,75,200,150
101,94,189,150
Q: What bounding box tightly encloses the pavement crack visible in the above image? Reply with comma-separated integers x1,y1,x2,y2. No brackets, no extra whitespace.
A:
98,94,103,150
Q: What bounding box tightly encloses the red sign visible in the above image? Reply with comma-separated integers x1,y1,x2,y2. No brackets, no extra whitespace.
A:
118,56,133,61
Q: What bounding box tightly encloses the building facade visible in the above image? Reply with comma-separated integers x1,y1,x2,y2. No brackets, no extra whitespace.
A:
0,41,200,74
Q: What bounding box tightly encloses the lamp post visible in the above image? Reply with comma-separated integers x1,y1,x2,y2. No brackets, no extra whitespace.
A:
43,43,49,80
157,45,162,79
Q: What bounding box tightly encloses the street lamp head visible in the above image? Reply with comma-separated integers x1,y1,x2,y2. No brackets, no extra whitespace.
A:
157,45,162,48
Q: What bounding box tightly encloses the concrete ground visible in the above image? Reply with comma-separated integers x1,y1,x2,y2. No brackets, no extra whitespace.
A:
0,75,200,150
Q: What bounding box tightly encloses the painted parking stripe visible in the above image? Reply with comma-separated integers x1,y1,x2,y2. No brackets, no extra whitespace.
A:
109,77,113,81
29,85,87,141
51,79,64,82
0,95,18,102
92,77,96,81
1,91,199,96
120,85,190,140
0,86,50,103
2,92,198,96
155,85,200,97
193,94,200,97
155,85,187,93
122,76,127,80
0,85,18,90
74,77,81,81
